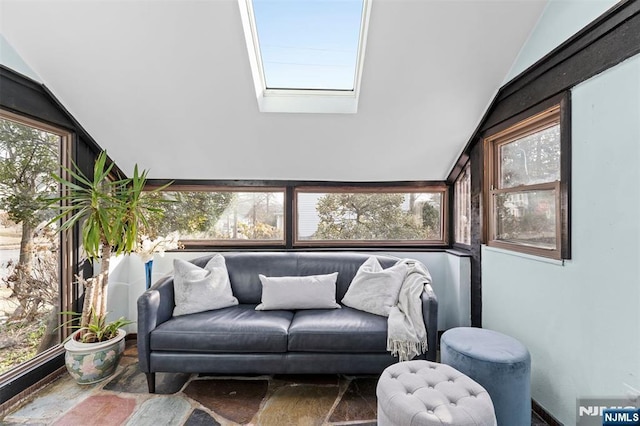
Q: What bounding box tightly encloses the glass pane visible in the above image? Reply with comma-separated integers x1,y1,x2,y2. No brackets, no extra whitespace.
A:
454,165,471,245
144,191,285,241
494,190,557,250
253,0,363,90
499,124,560,188
297,191,442,241
0,117,61,375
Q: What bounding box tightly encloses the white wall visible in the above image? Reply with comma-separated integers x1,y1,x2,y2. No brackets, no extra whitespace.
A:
0,34,40,81
107,251,471,335
503,0,618,84
483,54,640,424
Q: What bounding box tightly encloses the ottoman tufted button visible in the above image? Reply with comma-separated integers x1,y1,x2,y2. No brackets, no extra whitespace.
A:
377,360,496,426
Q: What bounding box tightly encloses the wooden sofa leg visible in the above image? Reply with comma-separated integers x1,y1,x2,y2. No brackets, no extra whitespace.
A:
145,373,156,393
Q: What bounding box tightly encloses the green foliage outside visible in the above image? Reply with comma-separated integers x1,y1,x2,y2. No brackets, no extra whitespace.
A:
0,318,48,375
0,117,60,375
0,120,59,232
143,191,282,240
495,191,556,248
500,125,561,188
496,124,560,248
143,191,235,237
313,193,441,241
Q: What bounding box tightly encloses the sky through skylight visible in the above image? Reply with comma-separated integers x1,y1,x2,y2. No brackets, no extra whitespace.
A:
252,0,363,91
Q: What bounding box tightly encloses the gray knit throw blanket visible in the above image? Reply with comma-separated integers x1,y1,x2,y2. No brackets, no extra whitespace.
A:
387,259,432,362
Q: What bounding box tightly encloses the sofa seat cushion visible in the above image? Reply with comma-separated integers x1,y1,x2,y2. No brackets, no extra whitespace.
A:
150,304,293,353
288,306,388,353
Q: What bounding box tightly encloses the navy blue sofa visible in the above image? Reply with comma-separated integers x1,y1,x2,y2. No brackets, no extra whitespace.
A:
137,252,438,393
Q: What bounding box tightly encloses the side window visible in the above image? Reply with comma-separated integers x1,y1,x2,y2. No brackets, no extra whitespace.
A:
484,102,570,259
454,163,471,246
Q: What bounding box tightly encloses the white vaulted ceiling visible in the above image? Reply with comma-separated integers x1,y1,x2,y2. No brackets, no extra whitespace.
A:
0,0,546,181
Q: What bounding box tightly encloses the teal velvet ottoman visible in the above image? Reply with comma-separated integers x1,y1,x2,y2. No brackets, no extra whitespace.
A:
441,328,531,426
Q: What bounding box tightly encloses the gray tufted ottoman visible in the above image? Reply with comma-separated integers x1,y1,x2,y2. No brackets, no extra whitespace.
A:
377,360,496,426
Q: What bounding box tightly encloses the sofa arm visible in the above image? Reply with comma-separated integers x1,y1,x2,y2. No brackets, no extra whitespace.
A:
137,276,175,373
421,283,438,361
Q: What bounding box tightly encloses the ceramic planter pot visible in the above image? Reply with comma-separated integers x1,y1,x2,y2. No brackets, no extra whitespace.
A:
64,328,126,384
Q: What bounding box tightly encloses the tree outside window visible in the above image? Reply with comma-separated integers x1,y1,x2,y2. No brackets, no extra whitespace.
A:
484,101,570,259
143,190,285,244
0,116,64,375
297,189,445,244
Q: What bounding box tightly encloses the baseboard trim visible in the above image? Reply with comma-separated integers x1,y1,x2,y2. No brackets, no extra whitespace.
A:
532,399,563,426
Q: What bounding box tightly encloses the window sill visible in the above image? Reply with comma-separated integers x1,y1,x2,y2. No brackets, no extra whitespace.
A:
446,248,472,257
482,245,566,266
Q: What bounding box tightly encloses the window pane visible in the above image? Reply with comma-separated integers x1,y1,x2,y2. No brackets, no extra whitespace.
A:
454,165,471,245
0,117,61,375
499,124,560,188
494,189,557,250
144,191,285,241
297,191,442,241
253,0,363,90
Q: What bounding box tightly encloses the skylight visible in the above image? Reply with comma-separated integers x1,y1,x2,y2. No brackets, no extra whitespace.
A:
253,0,362,91
238,0,371,113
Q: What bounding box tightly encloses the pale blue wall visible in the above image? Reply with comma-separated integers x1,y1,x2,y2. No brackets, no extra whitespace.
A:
108,251,471,335
0,34,40,81
504,0,618,83
483,54,640,424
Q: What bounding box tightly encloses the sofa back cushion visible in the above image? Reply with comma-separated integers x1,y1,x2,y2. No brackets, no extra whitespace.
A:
189,252,399,304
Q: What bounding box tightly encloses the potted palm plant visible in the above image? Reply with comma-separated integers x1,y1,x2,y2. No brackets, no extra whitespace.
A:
51,151,168,383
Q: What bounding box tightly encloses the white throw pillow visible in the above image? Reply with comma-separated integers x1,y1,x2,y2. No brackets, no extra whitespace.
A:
172,255,238,316
255,272,341,310
341,257,408,317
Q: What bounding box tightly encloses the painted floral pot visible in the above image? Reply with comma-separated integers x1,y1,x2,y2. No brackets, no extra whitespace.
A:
64,329,126,384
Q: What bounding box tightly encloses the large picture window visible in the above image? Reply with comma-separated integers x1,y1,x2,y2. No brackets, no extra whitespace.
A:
0,110,71,377
295,187,447,246
143,184,449,248
143,188,286,246
484,100,570,259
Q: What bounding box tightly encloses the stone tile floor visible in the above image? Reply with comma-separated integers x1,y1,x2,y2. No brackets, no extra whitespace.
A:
1,341,550,425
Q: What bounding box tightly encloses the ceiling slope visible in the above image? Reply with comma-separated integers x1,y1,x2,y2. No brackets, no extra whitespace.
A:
0,0,546,181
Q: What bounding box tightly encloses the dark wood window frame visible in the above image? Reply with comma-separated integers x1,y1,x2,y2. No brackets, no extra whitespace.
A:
143,185,288,248
453,162,471,248
482,94,571,260
0,108,74,394
293,186,448,247
144,181,449,249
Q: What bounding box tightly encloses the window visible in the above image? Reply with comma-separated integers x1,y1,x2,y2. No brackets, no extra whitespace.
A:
0,110,72,377
295,187,447,245
252,0,363,91
238,0,372,113
484,101,570,259
454,163,471,246
143,188,285,245
142,183,449,248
